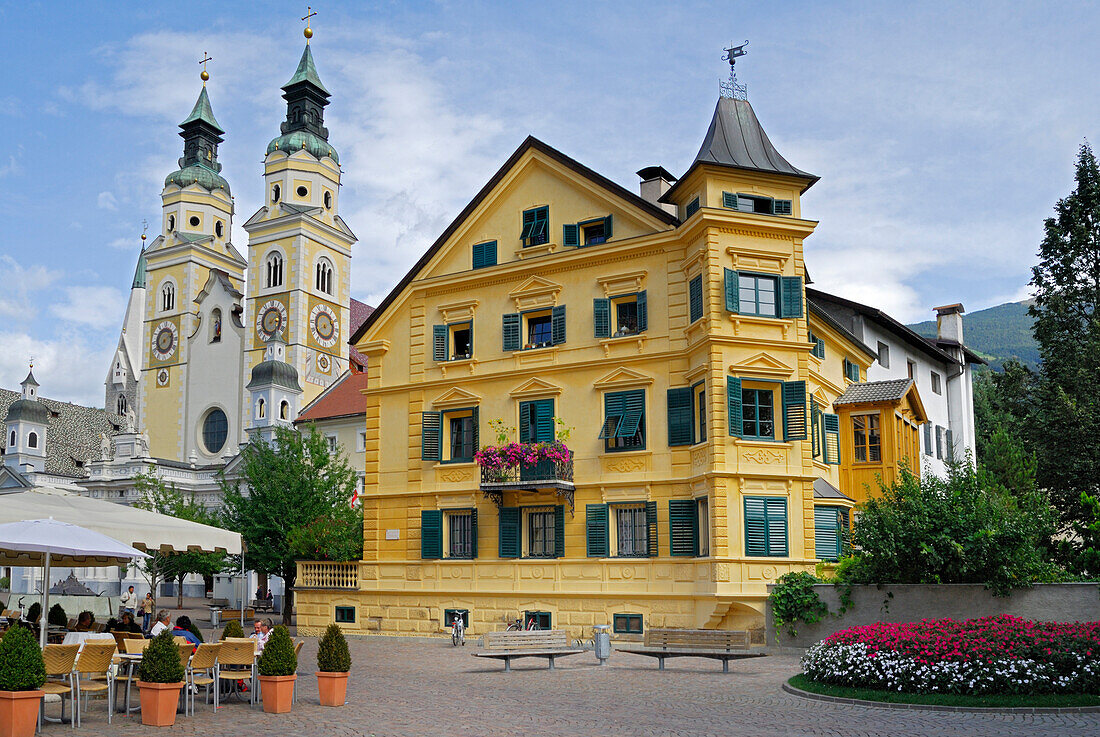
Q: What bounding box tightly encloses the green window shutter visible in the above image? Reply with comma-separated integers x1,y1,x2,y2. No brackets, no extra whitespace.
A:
645,500,658,557
782,381,808,441
421,510,442,559
689,275,703,322
432,324,447,362
551,305,566,345
470,507,479,558
815,338,825,358
744,497,767,556
599,391,625,440
421,412,442,461
779,276,803,318
923,423,932,456
685,197,700,218
616,390,645,441
585,504,609,557
519,401,532,442
563,223,579,247
843,359,859,382
603,214,613,239
636,290,648,331
810,396,821,458
472,241,497,269
594,298,611,338
774,199,792,216
666,387,694,446
722,191,738,209
499,507,520,558
502,313,520,352
727,376,743,437
471,405,479,452
840,508,851,556
724,268,739,313
554,505,566,558
814,506,840,560
823,413,841,465
534,399,555,442
765,498,789,557
668,499,698,556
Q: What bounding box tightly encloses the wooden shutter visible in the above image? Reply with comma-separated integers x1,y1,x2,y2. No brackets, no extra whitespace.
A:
946,429,955,462
724,268,739,313
686,197,700,218
645,501,658,557
470,507,478,558
689,275,703,322
551,305,566,345
554,505,566,558
774,199,792,215
815,338,826,358
779,276,803,318
471,406,479,452
814,506,840,560
722,191,738,209
472,241,497,269
668,499,698,556
585,504,609,557
666,387,694,446
636,290,648,331
810,396,821,458
823,413,841,465
782,381,807,441
744,497,767,556
498,507,520,558
432,324,447,362
923,423,932,456
421,510,442,559
935,426,944,459
502,313,520,352
563,223,579,247
519,401,533,443
617,390,645,443
727,376,743,437
599,392,624,440
765,498,789,556
603,214,613,239
535,399,555,442
594,298,611,338
421,412,442,461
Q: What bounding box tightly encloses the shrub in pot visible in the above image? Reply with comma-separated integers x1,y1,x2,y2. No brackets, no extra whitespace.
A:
46,604,67,629
136,629,185,727
0,626,46,737
316,623,351,707
221,619,245,640
257,625,297,713
23,605,39,625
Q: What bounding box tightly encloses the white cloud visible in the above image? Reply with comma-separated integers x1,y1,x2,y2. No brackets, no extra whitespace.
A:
0,154,22,178
97,191,118,210
0,256,60,318
0,330,114,408
48,286,127,331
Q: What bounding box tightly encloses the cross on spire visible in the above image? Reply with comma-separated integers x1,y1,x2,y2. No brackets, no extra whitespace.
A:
199,51,213,84
302,5,317,41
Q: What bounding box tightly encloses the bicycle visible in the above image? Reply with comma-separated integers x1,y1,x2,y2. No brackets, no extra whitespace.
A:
505,616,541,631
450,614,466,646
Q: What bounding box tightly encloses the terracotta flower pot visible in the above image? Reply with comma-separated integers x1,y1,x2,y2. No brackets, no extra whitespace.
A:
259,674,296,713
137,681,184,727
316,671,349,707
0,690,43,737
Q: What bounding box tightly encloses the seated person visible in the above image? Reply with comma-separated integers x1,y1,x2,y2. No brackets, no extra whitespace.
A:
172,615,201,647
116,611,143,634
249,618,271,652
150,610,171,637
73,611,93,632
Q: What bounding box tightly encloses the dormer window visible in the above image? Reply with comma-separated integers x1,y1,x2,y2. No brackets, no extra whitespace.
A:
723,192,792,216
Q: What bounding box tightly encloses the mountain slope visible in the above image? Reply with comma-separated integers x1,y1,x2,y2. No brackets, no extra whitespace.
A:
909,300,1039,371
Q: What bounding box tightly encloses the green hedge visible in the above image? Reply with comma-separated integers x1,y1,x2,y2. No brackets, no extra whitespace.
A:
0,626,46,691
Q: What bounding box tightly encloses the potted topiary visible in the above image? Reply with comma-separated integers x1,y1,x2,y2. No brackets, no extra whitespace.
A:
136,629,185,727
257,625,296,713
23,604,39,626
46,604,67,629
0,626,46,737
316,623,350,707
221,619,245,640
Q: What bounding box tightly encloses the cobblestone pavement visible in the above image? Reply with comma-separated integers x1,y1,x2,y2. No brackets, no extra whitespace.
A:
55,636,1100,737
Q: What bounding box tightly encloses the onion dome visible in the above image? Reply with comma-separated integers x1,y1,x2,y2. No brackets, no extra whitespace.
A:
267,44,338,163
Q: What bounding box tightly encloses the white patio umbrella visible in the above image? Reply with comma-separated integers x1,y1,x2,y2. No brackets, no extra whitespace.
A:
0,518,150,648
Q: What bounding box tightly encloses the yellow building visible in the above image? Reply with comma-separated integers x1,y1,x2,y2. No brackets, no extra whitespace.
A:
293,82,925,638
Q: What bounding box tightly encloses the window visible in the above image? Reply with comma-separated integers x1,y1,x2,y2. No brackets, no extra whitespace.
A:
877,341,890,368
613,613,643,634
808,331,825,358
324,191,332,209
188,215,200,228
202,408,228,454
527,507,556,558
697,497,710,556
614,504,648,557
215,221,224,237
296,185,308,198
432,322,473,361
116,394,127,416
528,314,552,346
422,509,479,559
210,308,222,343
520,206,549,247
265,252,284,289
524,611,552,630
334,606,355,623
738,273,778,317
444,609,469,628
357,431,367,453
472,240,497,269
689,275,703,323
722,191,793,216
8,430,14,447
843,358,860,382
271,184,281,203
814,506,850,561
907,359,915,379
27,432,38,449
668,383,705,446
852,413,881,463
594,292,647,338
931,371,942,395
695,383,707,443
316,258,334,295
581,216,611,245
257,398,266,419
446,510,475,559
421,407,479,462
600,390,645,451
585,502,655,558
685,197,700,218
448,414,475,462
725,270,802,319
744,496,788,557
167,215,175,231
326,434,338,453
279,400,289,420
161,283,175,312
503,307,565,351
518,399,553,444
669,498,701,556
498,505,564,559
741,387,775,440
727,378,807,442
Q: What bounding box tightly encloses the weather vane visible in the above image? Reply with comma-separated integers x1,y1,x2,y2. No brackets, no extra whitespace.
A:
199,52,212,84
302,6,317,41
141,219,148,245
720,41,748,100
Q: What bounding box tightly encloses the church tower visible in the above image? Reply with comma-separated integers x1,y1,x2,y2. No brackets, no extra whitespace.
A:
246,336,303,445
4,369,48,474
243,31,356,422
138,65,248,463
104,234,147,419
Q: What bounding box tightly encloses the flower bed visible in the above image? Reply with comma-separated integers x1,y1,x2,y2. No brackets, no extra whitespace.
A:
801,615,1100,695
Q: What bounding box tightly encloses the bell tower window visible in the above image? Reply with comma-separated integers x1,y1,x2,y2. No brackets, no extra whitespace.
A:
28,432,38,449
324,191,332,210
315,258,334,295
161,283,175,312
117,394,128,416
272,184,281,203
167,215,175,232
280,400,289,420
265,253,284,289
8,430,15,447
257,398,266,419
215,221,224,237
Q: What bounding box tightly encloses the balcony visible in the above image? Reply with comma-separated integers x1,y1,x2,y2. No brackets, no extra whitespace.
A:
480,459,575,511
297,561,359,590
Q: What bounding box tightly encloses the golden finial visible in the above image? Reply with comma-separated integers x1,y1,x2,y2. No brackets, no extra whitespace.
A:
141,219,148,242
199,51,212,84
302,5,317,41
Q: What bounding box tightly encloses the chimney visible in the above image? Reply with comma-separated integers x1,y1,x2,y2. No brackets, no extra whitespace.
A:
636,166,678,216
934,303,965,343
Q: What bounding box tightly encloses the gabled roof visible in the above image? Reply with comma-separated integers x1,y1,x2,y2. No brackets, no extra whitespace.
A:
813,477,853,501
295,370,369,423
349,135,680,346
834,378,914,406
807,300,878,360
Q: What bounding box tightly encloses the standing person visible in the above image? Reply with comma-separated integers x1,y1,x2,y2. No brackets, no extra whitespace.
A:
119,585,136,618
140,593,155,633
150,610,171,637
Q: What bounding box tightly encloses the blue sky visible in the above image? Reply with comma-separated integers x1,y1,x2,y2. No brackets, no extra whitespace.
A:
1,0,1097,406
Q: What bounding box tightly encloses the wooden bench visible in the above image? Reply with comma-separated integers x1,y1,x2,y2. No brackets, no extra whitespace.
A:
616,628,762,672
219,608,255,622
473,630,585,672
251,599,275,613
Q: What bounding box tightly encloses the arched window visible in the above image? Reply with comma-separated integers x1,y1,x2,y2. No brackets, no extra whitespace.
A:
8,430,15,447
210,308,222,343
315,258,334,295
271,184,281,203
161,283,175,312
202,408,228,454
167,215,175,232
265,252,284,289
116,394,127,416
28,432,38,449
279,400,289,420
257,398,266,419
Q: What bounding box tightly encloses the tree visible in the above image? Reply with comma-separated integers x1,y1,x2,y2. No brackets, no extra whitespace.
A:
1029,143,1100,538
221,426,361,626
133,472,228,608
973,359,1036,466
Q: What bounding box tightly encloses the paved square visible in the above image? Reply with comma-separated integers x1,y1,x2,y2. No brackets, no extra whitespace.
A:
55,636,1100,737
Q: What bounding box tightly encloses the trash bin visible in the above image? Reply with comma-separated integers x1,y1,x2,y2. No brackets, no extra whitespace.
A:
210,608,221,628
593,624,612,665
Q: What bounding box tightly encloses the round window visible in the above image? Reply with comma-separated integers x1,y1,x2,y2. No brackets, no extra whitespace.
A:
202,408,228,454
215,221,224,237
189,215,200,227
323,191,332,209
296,185,308,198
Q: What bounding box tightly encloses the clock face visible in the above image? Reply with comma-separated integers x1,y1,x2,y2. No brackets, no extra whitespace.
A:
309,303,339,348
316,353,332,374
255,299,288,341
156,368,170,387
152,321,178,362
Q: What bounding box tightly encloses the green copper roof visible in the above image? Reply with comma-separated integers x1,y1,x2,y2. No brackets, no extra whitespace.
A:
283,44,330,96
266,130,339,163
132,248,147,289
180,87,224,133
164,163,231,194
